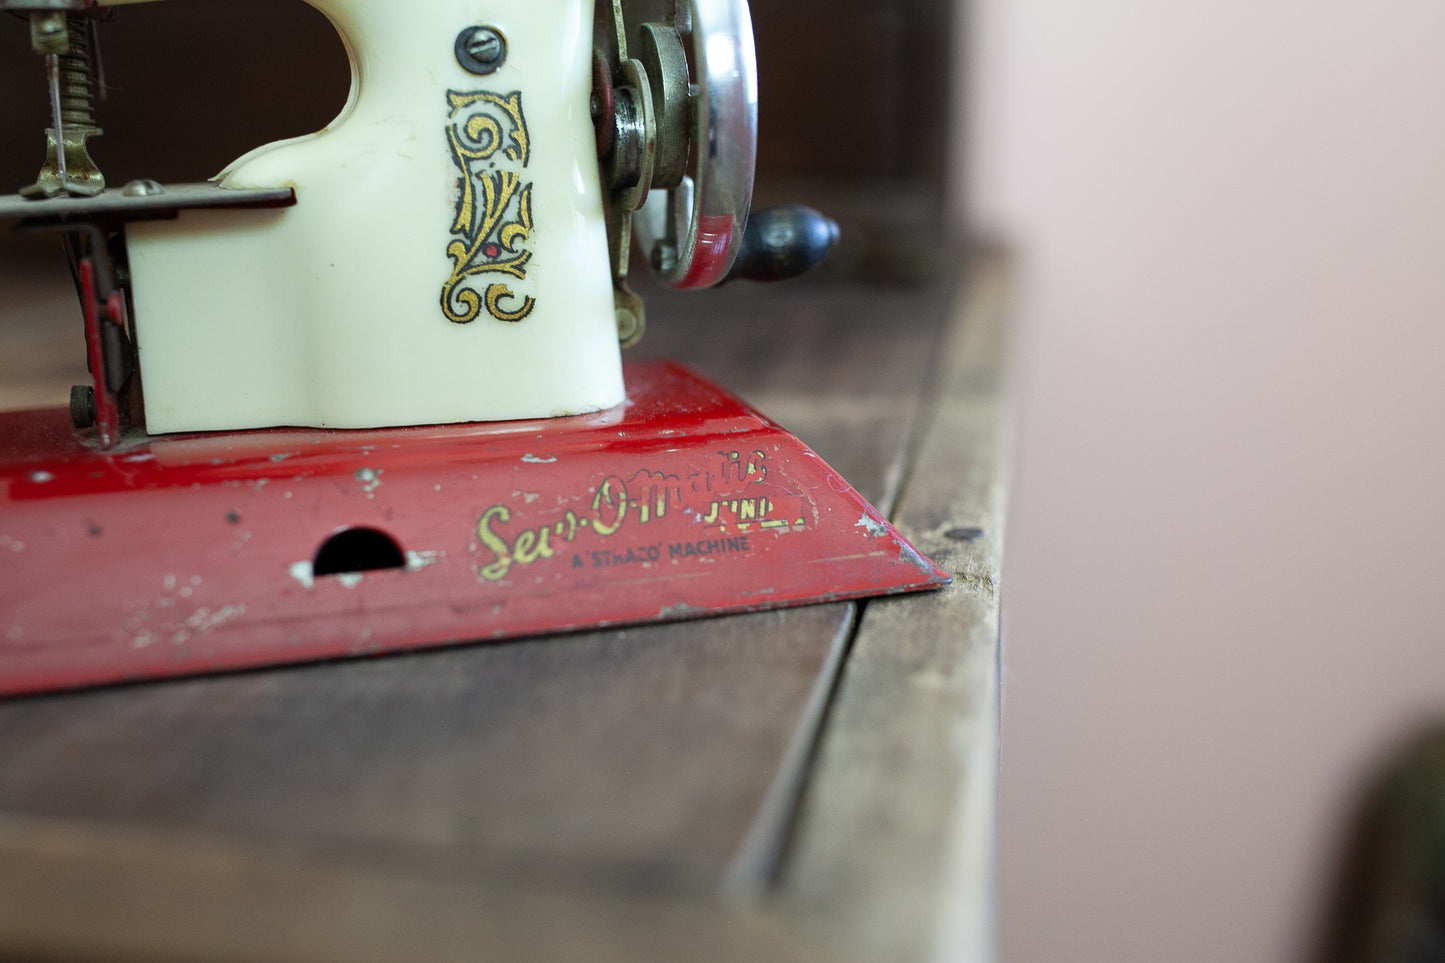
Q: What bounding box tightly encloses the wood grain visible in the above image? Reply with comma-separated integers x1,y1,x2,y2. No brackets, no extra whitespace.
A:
779,248,1010,963
0,607,856,896
0,813,829,963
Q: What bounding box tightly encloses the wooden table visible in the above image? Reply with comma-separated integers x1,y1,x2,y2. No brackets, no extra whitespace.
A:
0,238,1007,963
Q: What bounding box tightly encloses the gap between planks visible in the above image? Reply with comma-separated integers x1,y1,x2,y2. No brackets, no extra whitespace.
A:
774,245,1012,963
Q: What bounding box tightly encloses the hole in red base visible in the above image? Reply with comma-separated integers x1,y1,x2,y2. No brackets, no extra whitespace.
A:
313,527,406,576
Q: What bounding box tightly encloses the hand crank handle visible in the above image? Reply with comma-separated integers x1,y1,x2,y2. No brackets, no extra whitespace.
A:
724,205,839,283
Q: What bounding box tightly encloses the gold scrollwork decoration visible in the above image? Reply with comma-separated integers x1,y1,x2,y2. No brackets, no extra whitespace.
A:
442,89,536,324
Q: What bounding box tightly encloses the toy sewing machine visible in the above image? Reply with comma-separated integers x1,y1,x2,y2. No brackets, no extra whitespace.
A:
0,0,948,695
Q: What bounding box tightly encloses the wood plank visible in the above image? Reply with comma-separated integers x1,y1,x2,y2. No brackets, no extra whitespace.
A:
633,277,952,510
0,604,854,896
0,812,830,963
635,278,953,400
778,248,1010,963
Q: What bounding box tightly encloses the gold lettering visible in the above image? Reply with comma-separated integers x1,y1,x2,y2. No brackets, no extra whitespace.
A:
746,451,768,483
514,527,554,564
554,511,579,542
477,505,513,581
591,476,629,536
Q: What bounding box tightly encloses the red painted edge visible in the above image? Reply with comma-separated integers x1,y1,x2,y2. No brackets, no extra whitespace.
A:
0,361,949,695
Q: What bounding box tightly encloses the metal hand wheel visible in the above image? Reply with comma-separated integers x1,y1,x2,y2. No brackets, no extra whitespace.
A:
628,0,757,290
595,0,756,341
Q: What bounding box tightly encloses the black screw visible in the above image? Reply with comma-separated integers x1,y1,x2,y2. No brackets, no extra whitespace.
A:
456,26,506,75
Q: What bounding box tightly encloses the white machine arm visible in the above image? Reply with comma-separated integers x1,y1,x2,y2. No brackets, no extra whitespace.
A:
1,0,828,435
124,0,624,432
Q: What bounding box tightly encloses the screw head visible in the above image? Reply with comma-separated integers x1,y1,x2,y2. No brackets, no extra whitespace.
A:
30,11,69,55
615,306,640,343
456,26,506,75
122,179,165,198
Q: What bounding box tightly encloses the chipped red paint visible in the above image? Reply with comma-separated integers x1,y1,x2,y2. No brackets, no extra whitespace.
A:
0,362,949,695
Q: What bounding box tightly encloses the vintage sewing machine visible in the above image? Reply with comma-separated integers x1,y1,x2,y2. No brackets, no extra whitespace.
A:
0,0,947,695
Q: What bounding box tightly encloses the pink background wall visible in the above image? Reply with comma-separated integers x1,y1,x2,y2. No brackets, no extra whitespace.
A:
960,3,1445,960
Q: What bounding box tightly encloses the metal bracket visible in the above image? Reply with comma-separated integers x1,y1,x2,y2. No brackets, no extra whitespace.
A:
1,182,297,448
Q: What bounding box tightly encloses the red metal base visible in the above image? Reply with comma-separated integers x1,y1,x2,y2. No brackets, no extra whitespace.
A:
0,362,949,695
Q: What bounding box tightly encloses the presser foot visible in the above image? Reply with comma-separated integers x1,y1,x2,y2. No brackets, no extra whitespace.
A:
0,362,950,696
20,127,105,199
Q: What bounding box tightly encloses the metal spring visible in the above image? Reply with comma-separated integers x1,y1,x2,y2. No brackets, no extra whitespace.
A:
57,13,98,129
